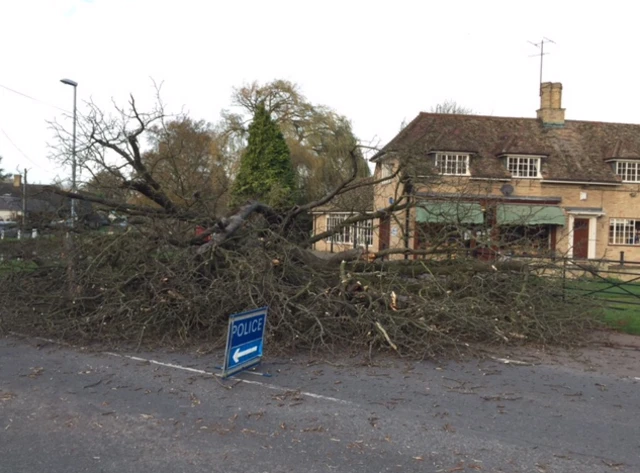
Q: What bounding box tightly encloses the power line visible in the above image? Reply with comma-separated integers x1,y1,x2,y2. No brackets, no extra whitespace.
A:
0,125,39,167
0,83,70,113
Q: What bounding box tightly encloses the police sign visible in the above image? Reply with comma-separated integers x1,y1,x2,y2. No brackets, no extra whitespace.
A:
222,307,268,378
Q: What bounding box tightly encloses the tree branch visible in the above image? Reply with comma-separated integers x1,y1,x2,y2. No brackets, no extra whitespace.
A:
45,187,192,219
196,201,281,254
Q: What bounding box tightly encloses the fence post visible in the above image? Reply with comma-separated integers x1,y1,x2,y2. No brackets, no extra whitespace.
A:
562,257,567,302
353,223,357,249
620,251,625,266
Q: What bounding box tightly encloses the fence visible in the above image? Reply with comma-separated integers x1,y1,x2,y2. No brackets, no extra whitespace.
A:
502,255,640,333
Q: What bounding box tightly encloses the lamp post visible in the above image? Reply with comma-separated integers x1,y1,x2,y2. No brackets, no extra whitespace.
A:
60,78,78,226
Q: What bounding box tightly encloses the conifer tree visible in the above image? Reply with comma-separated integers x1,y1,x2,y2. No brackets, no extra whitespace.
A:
232,103,295,208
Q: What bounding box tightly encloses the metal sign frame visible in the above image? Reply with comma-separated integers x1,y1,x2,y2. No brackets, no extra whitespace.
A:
222,307,268,378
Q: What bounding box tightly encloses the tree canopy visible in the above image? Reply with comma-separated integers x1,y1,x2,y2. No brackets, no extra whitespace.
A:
142,117,230,214
0,156,10,180
222,80,370,203
83,168,130,205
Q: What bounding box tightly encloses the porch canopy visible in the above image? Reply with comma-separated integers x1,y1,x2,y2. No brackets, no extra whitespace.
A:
416,202,484,224
496,204,565,226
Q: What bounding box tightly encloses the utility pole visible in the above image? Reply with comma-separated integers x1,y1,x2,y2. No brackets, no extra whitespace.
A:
21,168,27,230
60,78,78,226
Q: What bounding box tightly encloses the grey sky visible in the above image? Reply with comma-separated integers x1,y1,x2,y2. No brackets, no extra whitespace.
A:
0,0,638,184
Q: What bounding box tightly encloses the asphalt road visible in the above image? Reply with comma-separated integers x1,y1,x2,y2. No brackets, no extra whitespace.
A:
1,335,639,473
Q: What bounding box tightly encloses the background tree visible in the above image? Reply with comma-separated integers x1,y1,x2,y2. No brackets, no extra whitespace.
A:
83,168,130,206
0,155,10,180
430,100,474,114
221,80,370,203
141,117,230,214
231,103,295,208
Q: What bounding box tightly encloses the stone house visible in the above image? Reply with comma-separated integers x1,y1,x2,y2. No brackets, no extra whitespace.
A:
317,82,640,261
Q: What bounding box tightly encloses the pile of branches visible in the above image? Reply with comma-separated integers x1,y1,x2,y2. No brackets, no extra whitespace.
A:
0,226,600,358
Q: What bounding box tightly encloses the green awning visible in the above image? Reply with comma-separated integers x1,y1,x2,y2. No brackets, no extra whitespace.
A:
496,204,565,226
416,202,484,225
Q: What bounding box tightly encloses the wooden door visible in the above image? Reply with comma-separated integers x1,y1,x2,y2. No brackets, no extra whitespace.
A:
379,216,390,252
573,218,589,259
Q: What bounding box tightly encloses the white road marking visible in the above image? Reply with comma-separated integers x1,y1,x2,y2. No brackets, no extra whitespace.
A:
8,331,352,405
104,352,352,405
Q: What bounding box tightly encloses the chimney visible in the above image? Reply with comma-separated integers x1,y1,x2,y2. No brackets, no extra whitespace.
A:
13,174,21,188
537,82,565,127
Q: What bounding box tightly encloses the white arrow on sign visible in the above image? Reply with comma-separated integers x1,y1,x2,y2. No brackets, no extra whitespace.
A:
232,346,258,363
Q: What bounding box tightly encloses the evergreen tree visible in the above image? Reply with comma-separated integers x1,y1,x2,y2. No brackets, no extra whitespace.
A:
231,103,295,208
0,156,10,180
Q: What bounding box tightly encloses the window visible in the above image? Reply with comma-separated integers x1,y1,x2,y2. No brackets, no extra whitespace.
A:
326,214,373,246
435,153,469,176
506,156,541,178
609,218,640,245
500,225,551,255
414,224,475,250
378,163,394,179
614,161,640,182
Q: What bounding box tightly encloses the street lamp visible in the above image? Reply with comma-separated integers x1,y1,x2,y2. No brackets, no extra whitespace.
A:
60,78,78,226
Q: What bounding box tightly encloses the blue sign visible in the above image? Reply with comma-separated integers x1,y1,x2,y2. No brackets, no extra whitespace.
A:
222,307,268,378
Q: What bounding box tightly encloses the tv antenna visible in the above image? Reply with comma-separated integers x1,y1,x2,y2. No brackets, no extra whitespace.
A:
529,38,556,95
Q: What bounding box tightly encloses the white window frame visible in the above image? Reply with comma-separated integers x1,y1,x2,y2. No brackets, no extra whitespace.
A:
434,153,470,176
506,155,542,178
614,160,640,183
609,218,640,245
326,213,373,246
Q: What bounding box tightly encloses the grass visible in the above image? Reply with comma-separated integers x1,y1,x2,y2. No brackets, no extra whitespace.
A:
567,278,640,335
603,309,640,335
0,260,39,275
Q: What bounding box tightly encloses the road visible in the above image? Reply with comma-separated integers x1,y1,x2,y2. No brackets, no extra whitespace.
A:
1,335,639,472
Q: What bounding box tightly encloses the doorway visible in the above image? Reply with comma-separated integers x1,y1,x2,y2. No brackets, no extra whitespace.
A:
379,216,390,253
572,218,589,259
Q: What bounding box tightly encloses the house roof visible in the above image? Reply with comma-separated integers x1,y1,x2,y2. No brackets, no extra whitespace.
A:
0,182,91,215
373,113,640,183
0,195,59,214
315,177,374,213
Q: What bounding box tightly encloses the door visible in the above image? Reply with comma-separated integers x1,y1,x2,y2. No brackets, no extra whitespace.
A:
573,218,589,259
379,216,390,252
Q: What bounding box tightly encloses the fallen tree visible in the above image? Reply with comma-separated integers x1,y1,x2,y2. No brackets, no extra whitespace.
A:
0,92,601,357
0,226,599,357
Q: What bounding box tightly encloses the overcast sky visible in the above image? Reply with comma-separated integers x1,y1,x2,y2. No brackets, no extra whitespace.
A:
1,0,638,184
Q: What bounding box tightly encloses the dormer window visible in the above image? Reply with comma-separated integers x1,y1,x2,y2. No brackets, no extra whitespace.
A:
614,160,640,183
435,153,470,176
506,155,541,178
